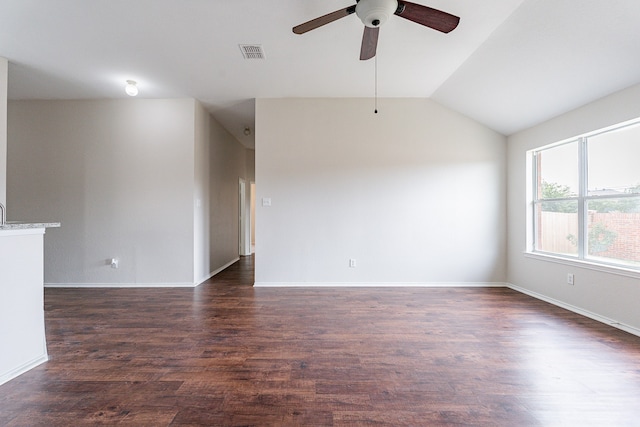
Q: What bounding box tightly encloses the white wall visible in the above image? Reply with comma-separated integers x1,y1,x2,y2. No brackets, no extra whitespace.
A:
507,83,640,333
8,99,196,286
193,101,210,283
0,57,7,206
0,229,47,386
255,98,506,285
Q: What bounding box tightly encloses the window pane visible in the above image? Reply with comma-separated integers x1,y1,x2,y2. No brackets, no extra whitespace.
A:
586,198,640,267
537,141,579,199
531,118,640,270
535,200,579,255
588,123,640,196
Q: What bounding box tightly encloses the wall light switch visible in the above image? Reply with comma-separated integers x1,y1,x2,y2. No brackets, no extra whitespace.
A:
262,198,272,207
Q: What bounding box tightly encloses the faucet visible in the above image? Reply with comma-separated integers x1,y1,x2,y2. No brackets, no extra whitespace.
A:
0,202,5,226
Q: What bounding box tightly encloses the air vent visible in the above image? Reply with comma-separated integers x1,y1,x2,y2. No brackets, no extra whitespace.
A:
239,44,265,59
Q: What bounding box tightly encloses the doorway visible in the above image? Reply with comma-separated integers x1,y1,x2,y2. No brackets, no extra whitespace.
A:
239,178,255,257
250,181,255,254
239,178,247,256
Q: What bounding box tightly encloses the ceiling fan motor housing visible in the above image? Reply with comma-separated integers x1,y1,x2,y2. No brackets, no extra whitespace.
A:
356,0,399,27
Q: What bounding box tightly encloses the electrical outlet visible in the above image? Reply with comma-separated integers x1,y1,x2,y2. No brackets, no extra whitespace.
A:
111,258,119,269
349,259,356,268
567,273,574,285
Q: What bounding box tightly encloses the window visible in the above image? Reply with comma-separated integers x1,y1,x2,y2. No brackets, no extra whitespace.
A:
531,119,640,270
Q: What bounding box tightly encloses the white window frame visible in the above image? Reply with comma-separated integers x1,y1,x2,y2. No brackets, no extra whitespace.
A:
528,118,640,276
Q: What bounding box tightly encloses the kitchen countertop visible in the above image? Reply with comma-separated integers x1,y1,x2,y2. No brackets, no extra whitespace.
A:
0,221,61,230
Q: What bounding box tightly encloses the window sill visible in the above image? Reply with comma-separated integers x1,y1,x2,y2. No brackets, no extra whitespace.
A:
523,252,640,279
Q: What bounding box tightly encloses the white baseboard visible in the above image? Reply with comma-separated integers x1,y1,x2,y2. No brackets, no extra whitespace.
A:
507,283,640,338
0,354,48,387
44,258,242,288
196,257,240,286
254,282,508,288
45,282,196,288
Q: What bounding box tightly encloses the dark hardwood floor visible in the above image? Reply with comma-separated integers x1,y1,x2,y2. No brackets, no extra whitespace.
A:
2,256,640,426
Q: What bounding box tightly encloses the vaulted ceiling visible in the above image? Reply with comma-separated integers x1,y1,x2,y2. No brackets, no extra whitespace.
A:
2,0,640,149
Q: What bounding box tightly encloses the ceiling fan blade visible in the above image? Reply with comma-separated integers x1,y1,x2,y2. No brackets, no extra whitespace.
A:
293,5,357,34
395,1,460,33
360,26,379,60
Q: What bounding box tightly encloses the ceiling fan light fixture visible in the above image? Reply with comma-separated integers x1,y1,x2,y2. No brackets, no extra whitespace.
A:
356,0,399,28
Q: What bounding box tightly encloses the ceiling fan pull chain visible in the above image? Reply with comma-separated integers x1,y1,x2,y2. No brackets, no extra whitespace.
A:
374,54,378,114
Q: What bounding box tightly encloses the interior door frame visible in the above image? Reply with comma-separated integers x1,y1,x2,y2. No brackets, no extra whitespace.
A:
239,178,247,256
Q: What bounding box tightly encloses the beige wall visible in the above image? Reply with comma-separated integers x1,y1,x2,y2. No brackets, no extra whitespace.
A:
209,117,249,269
255,98,507,285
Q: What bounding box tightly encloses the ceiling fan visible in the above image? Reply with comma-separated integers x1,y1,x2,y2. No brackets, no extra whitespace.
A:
293,0,460,60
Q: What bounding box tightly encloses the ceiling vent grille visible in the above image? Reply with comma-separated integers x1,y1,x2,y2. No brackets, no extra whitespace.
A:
239,44,265,59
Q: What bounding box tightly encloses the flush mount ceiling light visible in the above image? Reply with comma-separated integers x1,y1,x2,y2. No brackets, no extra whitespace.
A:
125,80,138,96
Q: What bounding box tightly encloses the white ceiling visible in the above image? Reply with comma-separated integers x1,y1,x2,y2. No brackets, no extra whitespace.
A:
2,0,640,149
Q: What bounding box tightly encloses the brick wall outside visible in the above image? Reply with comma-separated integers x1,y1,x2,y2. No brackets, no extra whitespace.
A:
590,212,640,264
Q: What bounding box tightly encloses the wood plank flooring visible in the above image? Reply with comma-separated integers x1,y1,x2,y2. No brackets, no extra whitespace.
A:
1,255,640,426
